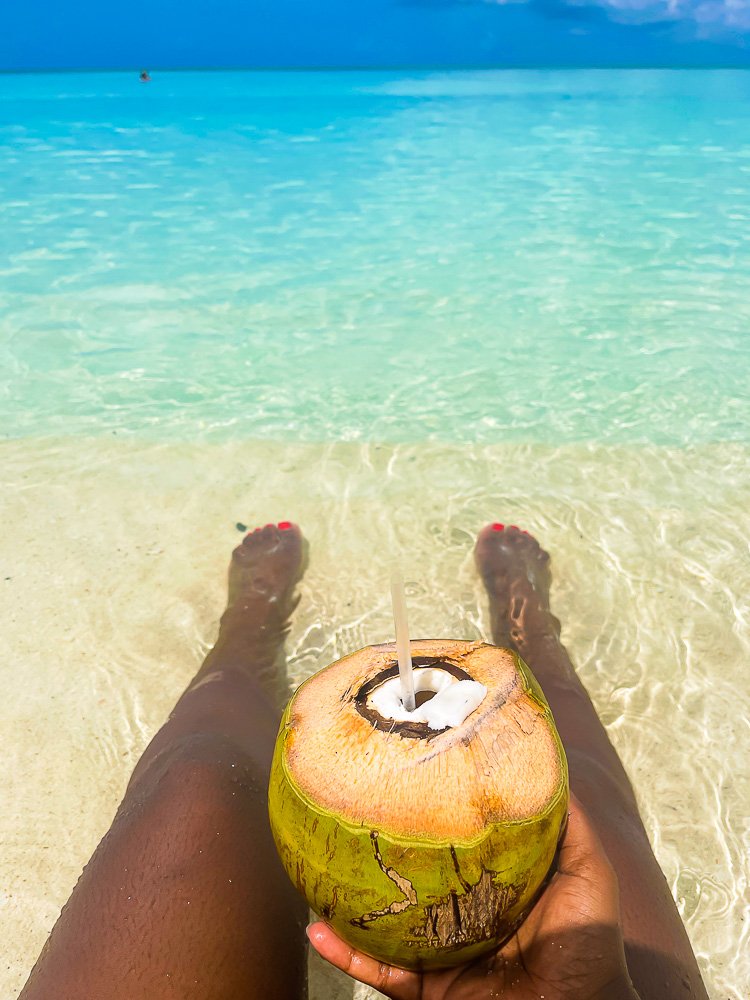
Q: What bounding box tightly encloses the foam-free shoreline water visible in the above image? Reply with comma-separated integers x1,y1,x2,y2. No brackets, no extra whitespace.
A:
2,70,750,448
2,436,748,999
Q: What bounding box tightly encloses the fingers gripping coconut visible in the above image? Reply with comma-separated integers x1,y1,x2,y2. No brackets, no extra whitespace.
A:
268,639,569,971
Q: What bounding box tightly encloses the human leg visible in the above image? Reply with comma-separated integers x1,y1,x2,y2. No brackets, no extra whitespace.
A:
21,523,308,1000
475,524,707,1000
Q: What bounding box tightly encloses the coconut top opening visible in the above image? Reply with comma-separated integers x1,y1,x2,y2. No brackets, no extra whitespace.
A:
283,640,568,837
367,665,487,731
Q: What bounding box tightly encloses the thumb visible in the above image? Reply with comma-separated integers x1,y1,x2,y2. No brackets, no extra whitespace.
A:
307,921,421,1000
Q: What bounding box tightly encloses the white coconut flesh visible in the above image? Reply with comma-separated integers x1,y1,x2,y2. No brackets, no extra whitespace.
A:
368,667,487,729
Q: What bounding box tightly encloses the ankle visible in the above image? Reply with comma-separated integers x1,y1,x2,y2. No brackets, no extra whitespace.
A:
219,597,291,638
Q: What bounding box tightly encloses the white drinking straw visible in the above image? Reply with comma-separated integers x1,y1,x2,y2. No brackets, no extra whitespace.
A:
390,570,416,712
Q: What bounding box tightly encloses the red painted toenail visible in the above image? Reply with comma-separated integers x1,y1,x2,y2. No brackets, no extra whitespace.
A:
510,524,519,530
491,523,504,531
278,521,292,530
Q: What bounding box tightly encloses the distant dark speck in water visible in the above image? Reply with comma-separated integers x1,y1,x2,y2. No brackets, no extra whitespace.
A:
236,522,247,532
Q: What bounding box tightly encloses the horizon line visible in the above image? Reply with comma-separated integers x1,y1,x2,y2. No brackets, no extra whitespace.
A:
3,63,750,74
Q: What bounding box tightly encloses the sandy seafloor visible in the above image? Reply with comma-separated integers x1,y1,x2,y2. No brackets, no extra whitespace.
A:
2,435,749,1000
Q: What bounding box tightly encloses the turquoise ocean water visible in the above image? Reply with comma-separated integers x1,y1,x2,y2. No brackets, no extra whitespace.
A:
2,69,750,443
1,70,749,1000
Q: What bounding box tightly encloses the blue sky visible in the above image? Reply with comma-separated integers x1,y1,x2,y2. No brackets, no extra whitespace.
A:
2,0,749,70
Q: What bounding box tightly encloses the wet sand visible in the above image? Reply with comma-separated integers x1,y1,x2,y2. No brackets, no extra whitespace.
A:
2,436,748,999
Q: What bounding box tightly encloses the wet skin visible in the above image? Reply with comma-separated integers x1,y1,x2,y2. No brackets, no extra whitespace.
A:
20,523,707,1000
311,526,708,1000
20,523,309,1000
474,526,706,1000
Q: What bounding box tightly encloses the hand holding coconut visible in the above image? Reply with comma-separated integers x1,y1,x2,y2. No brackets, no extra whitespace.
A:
308,795,641,1000
268,565,574,975
269,639,570,970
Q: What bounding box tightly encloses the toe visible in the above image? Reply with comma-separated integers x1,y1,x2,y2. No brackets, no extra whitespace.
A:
476,522,506,548
233,540,253,563
475,522,548,564
238,521,304,565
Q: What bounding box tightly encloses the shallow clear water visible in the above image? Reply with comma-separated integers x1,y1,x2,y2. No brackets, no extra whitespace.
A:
1,70,748,1000
2,69,750,443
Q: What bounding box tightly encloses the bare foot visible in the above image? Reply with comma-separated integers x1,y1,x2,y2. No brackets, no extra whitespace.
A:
474,523,560,662
199,521,308,707
227,521,307,613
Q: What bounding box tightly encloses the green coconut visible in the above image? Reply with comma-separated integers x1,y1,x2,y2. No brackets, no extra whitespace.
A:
268,639,569,971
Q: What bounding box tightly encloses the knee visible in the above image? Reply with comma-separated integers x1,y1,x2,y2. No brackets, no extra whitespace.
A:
122,733,269,860
137,726,264,789
152,730,265,798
